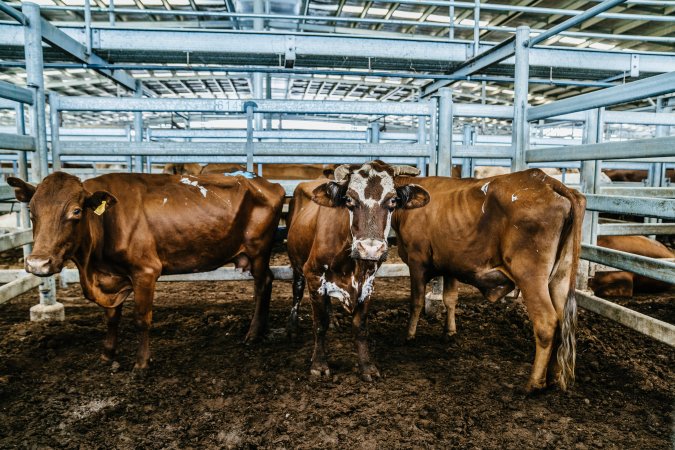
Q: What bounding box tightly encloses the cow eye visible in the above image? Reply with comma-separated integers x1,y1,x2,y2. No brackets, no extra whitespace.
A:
73,208,82,216
344,196,355,207
387,197,399,209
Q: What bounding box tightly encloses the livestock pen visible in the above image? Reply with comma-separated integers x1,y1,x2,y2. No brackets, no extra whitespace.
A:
0,0,673,447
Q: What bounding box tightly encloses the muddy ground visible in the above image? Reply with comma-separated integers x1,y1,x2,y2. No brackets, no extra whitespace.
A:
0,246,673,449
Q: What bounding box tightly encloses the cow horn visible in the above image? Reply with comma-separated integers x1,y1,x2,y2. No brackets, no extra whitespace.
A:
393,165,421,177
333,164,351,183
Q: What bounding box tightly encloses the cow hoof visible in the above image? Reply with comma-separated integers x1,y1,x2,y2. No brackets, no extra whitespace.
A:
243,331,263,344
310,364,331,378
360,365,380,382
100,353,114,364
523,380,548,397
442,332,457,345
405,334,417,344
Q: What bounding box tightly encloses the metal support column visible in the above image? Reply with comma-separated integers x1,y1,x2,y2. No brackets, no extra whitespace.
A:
417,118,427,176
49,93,61,171
578,108,603,290
133,80,144,172
437,87,453,177
461,124,473,178
245,103,255,172
23,2,60,321
15,103,31,258
22,2,48,181
511,26,530,172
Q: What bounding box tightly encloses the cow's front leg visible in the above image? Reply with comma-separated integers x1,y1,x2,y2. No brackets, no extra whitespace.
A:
101,304,123,363
131,271,158,371
442,276,459,342
246,257,274,342
407,264,427,341
353,298,379,381
308,289,331,377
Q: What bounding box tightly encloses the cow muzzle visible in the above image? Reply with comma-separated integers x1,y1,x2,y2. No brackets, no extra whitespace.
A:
353,238,387,261
25,255,58,276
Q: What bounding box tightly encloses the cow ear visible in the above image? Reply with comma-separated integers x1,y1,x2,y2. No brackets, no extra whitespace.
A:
396,184,430,209
84,190,118,213
7,177,36,203
311,182,346,208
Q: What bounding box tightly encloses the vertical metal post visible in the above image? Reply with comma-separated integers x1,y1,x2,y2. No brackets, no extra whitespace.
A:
84,0,92,55
651,97,668,188
511,26,530,172
417,117,427,176
124,124,133,173
429,98,438,176
108,0,115,27
49,93,61,171
245,104,255,172
265,74,273,130
23,3,48,181
133,80,143,173
437,87,453,177
15,104,31,259
461,124,473,178
448,4,455,40
578,108,603,291
473,0,480,56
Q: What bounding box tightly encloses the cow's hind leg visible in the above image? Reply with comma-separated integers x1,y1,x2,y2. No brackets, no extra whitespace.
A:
406,264,428,341
518,277,559,393
353,297,379,381
101,304,123,363
309,292,331,377
286,269,306,339
442,276,459,342
245,257,274,342
131,271,158,371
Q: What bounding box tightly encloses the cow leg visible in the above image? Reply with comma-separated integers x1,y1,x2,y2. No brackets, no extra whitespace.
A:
101,304,123,363
442,276,459,342
132,272,157,371
519,279,558,393
246,258,274,342
406,264,427,341
353,298,379,381
286,269,306,339
309,292,331,377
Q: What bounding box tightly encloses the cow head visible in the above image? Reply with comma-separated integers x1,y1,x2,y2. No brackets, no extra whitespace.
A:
311,160,429,261
7,172,117,276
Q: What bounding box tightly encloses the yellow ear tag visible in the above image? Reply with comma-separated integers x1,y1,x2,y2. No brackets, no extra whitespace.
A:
93,200,107,216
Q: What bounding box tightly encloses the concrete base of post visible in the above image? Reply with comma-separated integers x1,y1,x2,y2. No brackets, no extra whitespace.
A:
30,302,65,322
424,277,444,320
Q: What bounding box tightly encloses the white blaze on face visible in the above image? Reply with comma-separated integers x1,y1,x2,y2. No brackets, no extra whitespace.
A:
347,165,396,244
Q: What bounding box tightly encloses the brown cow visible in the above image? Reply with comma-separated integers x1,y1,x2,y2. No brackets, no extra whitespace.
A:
162,163,203,175
603,169,675,183
286,160,430,380
589,235,673,297
392,169,586,392
8,171,284,370
201,163,336,180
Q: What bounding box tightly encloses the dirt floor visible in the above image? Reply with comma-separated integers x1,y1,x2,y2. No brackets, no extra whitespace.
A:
0,246,673,449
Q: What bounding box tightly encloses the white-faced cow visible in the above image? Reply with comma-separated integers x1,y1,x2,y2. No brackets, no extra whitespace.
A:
286,160,430,381
8,172,284,371
392,169,586,393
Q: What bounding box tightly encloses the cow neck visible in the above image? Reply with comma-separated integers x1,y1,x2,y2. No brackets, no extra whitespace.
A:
71,212,106,290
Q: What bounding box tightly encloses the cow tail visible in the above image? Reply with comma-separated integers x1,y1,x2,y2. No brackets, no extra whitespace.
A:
553,184,586,391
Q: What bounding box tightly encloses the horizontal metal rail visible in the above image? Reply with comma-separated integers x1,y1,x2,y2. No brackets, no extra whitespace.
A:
598,223,675,235
59,141,431,157
453,145,512,159
575,290,674,347
581,244,675,284
599,187,675,198
0,80,33,105
0,132,36,152
56,97,434,116
149,129,368,141
0,274,41,306
0,229,33,253
528,72,675,121
54,263,411,285
526,136,675,163
603,111,675,126
585,194,675,219
453,104,514,119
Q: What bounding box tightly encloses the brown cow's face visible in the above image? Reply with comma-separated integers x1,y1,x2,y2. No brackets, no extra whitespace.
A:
312,160,429,261
7,173,117,276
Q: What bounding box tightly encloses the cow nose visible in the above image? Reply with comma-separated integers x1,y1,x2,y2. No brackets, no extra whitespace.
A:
354,239,387,260
25,256,53,276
